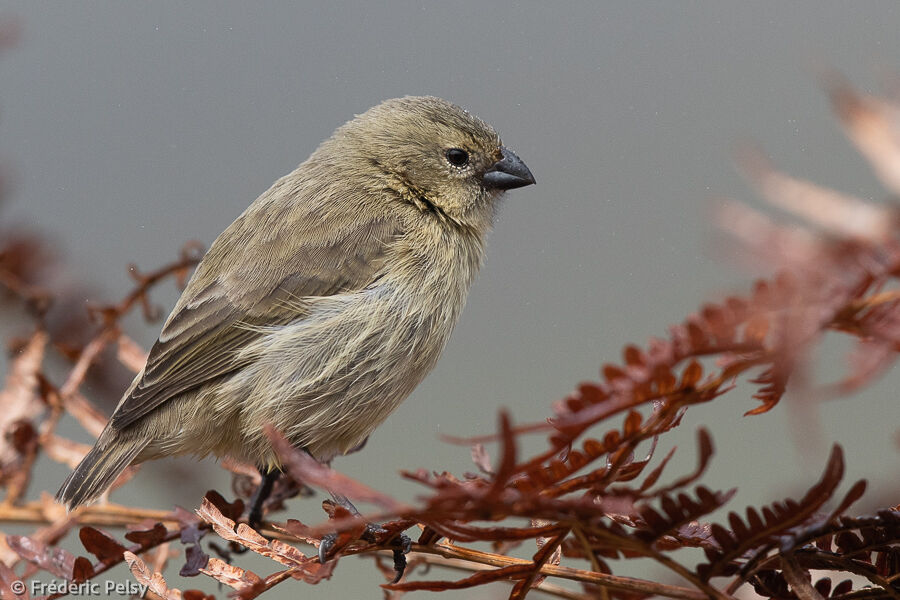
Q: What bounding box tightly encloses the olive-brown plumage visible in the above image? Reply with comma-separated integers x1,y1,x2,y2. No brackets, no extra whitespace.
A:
57,96,534,508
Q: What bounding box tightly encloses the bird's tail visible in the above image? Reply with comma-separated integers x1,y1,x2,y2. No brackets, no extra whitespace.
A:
56,439,147,509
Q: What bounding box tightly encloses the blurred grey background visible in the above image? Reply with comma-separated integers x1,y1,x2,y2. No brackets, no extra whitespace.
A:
1,2,899,598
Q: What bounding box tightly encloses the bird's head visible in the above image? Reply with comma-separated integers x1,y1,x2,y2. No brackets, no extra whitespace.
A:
325,96,535,228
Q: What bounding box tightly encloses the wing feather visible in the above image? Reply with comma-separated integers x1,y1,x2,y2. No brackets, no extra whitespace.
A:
109,180,402,429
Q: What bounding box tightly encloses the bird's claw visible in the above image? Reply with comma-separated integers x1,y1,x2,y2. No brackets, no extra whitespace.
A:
360,522,385,543
362,524,411,581
318,532,338,564
389,532,412,583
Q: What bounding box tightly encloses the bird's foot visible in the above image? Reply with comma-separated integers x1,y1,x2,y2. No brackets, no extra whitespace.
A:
318,493,412,581
318,522,411,582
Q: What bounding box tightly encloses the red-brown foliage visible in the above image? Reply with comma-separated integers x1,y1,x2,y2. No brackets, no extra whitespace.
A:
0,75,899,599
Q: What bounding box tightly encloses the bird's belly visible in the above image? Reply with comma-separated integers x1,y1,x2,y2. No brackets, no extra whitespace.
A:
223,284,459,466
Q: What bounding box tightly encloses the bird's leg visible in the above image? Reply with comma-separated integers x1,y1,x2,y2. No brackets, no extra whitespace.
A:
318,492,411,582
228,467,281,556
247,467,281,530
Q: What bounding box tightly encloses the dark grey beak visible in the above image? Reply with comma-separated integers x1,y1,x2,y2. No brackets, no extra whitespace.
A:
483,146,535,190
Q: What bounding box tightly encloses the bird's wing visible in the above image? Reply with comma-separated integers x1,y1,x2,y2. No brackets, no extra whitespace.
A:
109,193,402,430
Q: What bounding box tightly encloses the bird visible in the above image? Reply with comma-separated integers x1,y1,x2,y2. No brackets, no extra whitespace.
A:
56,96,535,520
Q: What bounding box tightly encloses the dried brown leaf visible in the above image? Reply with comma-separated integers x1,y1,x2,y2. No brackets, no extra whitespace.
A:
0,560,30,599
0,331,46,476
71,556,94,581
197,497,334,584
78,526,126,565
739,145,893,242
179,543,209,578
470,443,494,475
699,445,847,581
124,550,183,600
6,534,74,580
124,522,168,547
202,489,244,522
828,76,900,196
200,556,264,592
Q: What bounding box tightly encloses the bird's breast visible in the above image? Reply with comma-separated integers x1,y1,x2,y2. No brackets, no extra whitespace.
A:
231,227,486,464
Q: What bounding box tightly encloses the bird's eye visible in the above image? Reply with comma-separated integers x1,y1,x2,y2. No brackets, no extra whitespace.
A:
445,148,469,167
